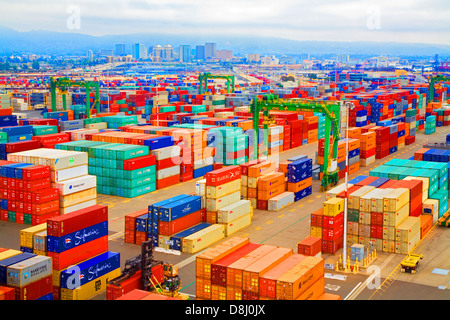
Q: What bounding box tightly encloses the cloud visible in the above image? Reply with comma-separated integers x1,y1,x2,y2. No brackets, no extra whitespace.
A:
0,0,449,44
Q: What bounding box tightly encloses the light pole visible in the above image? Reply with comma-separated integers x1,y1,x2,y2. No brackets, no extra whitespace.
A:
342,101,355,265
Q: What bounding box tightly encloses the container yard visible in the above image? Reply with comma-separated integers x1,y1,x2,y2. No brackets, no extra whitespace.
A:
1,1,450,311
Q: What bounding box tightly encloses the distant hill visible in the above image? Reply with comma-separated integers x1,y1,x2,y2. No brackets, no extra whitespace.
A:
1,26,450,58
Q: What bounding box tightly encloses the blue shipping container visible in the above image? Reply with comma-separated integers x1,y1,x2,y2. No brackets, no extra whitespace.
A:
159,195,202,222
0,252,36,285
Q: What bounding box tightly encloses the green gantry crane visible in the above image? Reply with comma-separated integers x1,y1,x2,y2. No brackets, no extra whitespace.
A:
49,77,100,117
428,74,450,104
198,73,235,94
252,94,342,192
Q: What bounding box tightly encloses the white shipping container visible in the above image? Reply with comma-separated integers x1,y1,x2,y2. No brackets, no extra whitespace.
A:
53,175,97,196
241,175,248,187
151,145,181,161
156,166,180,180
247,176,261,189
59,187,97,208
195,179,206,196
371,189,394,213
206,191,241,212
348,186,375,210
69,129,99,141
217,200,251,223
382,225,396,241
6,255,52,287
85,122,108,130
325,183,354,200
241,186,248,198
422,199,438,215
382,239,395,253
267,192,295,212
51,165,88,182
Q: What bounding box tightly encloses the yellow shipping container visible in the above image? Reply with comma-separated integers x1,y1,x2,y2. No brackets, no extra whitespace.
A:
394,232,420,255
182,224,225,254
59,187,97,208
310,226,322,238
382,225,396,241
20,223,47,249
383,188,410,212
322,197,344,217
382,239,395,253
395,216,421,242
60,268,121,300
223,213,252,236
383,203,409,228
0,249,22,261
206,179,241,199
206,191,241,212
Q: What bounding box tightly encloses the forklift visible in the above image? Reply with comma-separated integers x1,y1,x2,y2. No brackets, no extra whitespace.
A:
107,241,188,299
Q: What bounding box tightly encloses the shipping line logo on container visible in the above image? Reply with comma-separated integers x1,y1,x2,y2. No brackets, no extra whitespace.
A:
64,227,101,248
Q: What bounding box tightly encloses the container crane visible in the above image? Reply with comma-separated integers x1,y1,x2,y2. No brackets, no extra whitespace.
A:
428,75,450,104
251,94,342,192
198,72,235,94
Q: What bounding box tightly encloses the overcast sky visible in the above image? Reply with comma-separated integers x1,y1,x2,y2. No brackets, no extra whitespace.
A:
1,0,449,45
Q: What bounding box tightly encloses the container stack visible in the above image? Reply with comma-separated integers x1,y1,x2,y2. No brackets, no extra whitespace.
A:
286,157,313,202
2,252,53,300
7,148,97,214
244,161,277,208
321,197,345,254
1,125,33,143
205,166,242,225
425,115,436,135
359,131,376,167
55,140,155,198
267,125,284,156
19,223,47,254
0,159,60,225
46,205,119,300
212,127,249,166
195,236,333,300
152,145,181,189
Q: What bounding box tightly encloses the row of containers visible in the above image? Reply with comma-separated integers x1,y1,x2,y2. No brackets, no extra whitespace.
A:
194,236,341,301
1,147,97,226
312,154,448,256
122,155,317,251
0,204,121,300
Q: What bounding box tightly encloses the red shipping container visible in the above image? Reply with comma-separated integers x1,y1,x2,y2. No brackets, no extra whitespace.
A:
46,204,108,237
5,140,42,153
370,212,383,226
0,286,15,300
125,209,148,230
123,155,156,171
211,243,262,286
31,188,59,204
297,236,321,256
355,176,378,186
257,200,268,210
370,225,383,239
156,157,181,170
14,275,52,300
48,235,108,271
243,290,259,300
31,199,59,215
322,224,344,241
240,160,264,176
135,231,148,245
158,210,203,236
19,177,51,192
322,236,343,254
31,211,59,226
157,174,180,189
206,166,241,187
181,172,193,182
106,270,145,300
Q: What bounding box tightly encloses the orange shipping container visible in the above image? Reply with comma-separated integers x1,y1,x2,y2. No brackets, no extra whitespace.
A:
278,161,292,174
275,256,324,300
257,172,285,191
257,184,286,201
420,214,433,239
242,247,293,293
226,286,243,300
317,292,342,300
196,237,250,279
258,254,306,299
211,284,227,300
227,245,278,288
196,277,212,299
295,276,325,300
248,161,277,178
287,177,312,193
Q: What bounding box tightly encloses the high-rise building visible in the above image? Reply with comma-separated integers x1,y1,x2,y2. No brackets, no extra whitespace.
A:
133,43,147,60
216,50,233,61
196,45,205,60
205,43,216,59
87,50,93,61
114,44,126,56
162,45,173,61
152,45,163,62
180,45,191,62
99,49,114,57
